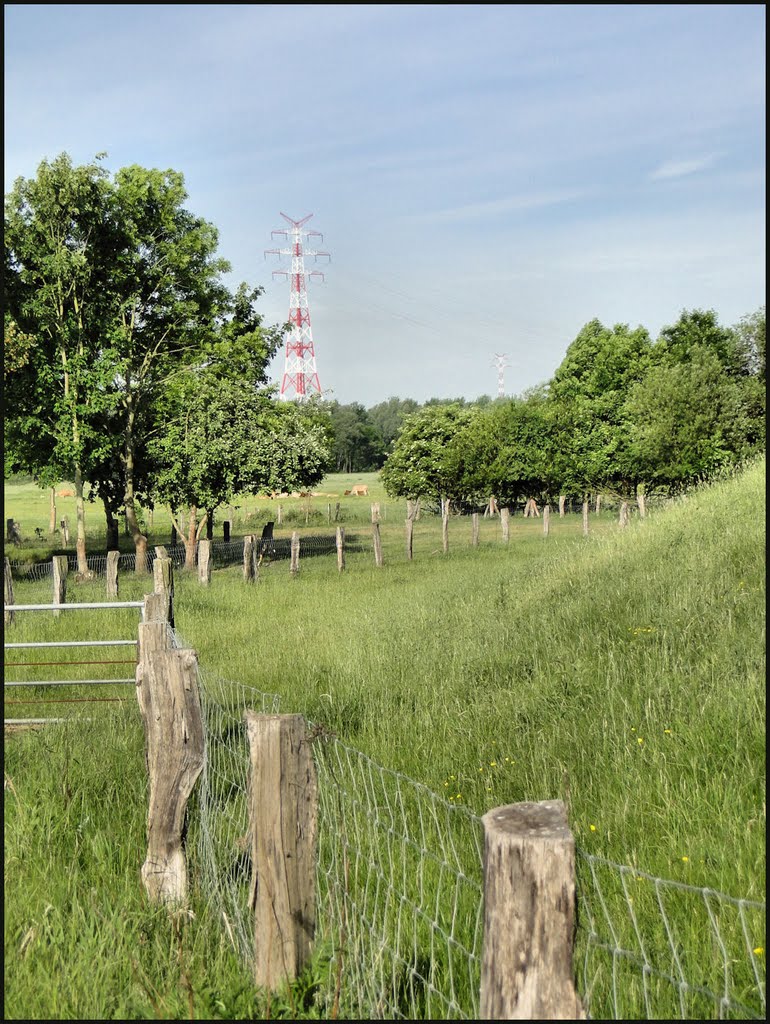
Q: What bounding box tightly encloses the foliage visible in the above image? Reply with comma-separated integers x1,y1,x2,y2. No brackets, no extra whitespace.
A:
380,403,477,503
324,400,385,473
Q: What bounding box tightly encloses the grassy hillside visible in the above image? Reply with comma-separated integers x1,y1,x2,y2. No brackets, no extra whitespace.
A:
4,459,765,1018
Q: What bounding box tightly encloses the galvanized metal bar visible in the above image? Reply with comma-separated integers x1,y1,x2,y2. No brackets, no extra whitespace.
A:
4,679,135,687
5,602,144,611
4,640,137,649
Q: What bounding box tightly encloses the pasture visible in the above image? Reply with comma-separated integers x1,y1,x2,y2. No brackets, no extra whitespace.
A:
4,461,766,1019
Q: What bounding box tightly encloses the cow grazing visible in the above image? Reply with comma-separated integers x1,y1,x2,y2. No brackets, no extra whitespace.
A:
350,485,369,496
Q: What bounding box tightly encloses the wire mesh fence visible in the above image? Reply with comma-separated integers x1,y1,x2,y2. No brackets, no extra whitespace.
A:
188,650,765,1021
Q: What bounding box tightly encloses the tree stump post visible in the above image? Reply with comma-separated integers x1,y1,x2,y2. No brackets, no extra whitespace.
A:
543,505,550,537
336,526,345,572
4,557,15,626
582,501,589,537
153,554,175,627
244,712,318,991
500,507,510,543
441,499,450,554
60,517,70,545
637,493,646,519
619,501,629,529
372,522,384,567
244,534,258,582
52,555,68,617
480,800,585,1020
106,550,119,598
290,531,300,576
472,512,480,547
559,495,565,518
197,538,212,585
334,502,340,523
595,493,602,515
277,504,283,526
136,645,204,906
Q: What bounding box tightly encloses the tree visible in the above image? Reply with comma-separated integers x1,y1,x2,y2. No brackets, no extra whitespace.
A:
546,319,653,497
624,345,755,490
380,403,477,507
326,401,384,472
4,153,122,572
368,397,420,453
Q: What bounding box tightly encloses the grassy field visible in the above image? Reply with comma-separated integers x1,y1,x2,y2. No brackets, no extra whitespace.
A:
4,461,766,1018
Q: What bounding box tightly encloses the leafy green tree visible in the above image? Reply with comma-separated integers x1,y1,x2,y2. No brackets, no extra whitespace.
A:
546,319,654,497
380,403,477,507
624,344,755,489
367,397,420,452
326,401,384,472
4,154,121,571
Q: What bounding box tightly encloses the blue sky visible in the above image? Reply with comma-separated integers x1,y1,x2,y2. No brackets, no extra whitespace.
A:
4,4,765,406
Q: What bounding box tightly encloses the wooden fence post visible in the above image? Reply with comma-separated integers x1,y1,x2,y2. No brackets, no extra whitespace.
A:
441,499,450,554
6,518,14,541
197,538,212,585
223,520,231,544
143,591,169,624
60,517,70,545
480,800,585,1020
334,502,340,522
336,526,345,572
619,501,629,529
277,504,283,526
559,495,565,518
582,501,589,537
543,504,550,537
4,557,14,626
372,522,384,567
49,488,57,535
52,555,68,617
106,550,119,598
136,644,204,906
244,712,318,991
153,553,175,627
595,493,602,515
244,534,257,582
472,512,480,548
637,492,646,519
290,531,300,576
500,507,510,543
405,517,414,561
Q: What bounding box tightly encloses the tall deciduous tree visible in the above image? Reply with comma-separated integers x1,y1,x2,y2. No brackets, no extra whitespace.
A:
4,154,121,572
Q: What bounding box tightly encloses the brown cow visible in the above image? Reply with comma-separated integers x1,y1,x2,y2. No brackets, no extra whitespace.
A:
350,485,369,497
57,488,75,497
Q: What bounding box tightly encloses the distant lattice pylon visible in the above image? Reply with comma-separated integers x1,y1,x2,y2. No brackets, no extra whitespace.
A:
492,353,510,398
265,213,330,401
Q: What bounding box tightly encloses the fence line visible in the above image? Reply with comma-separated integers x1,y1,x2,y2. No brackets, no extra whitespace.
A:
184,645,765,1020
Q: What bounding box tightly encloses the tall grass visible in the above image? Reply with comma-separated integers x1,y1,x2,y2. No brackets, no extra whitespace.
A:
4,460,765,1018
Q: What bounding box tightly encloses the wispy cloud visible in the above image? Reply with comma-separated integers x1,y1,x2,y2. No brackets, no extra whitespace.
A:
650,154,721,181
407,189,590,225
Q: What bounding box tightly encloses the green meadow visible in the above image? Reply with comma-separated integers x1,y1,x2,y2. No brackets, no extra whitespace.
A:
4,461,766,1018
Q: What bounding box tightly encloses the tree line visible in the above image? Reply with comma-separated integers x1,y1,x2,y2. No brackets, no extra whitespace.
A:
5,153,765,569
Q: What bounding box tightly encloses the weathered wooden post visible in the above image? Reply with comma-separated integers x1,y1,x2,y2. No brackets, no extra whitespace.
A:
637,492,646,519
290,531,300,576
442,499,450,554
52,555,68,617
277,504,283,526
327,502,332,524
136,642,204,906
4,557,15,626
619,501,629,529
500,507,510,543
153,551,175,627
372,521,384,567
559,495,566,518
197,538,212,585
6,519,14,541
336,526,345,573
595,493,602,515
244,534,258,582
582,501,589,537
471,512,480,548
106,550,119,597
60,517,70,545
543,504,550,537
334,502,341,523
480,800,585,1020
244,712,318,991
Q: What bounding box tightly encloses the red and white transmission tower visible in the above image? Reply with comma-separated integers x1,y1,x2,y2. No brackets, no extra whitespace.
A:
265,212,330,401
